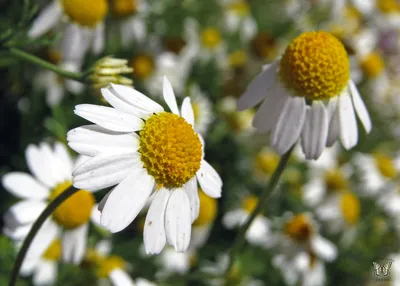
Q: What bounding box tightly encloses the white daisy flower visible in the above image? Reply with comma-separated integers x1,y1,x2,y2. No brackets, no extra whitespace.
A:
2,142,98,264
67,76,223,254
189,84,214,137
222,195,271,247
237,31,372,160
28,0,107,63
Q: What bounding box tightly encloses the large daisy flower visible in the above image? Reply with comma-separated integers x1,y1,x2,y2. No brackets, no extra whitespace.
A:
2,142,98,264
67,76,222,254
237,31,372,160
28,0,107,63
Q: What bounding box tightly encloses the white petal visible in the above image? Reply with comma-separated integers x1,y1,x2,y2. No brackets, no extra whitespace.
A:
246,216,271,245
348,80,372,133
338,90,358,149
4,224,32,240
184,177,199,222
25,220,59,259
46,84,64,106
90,205,103,229
301,101,329,160
109,269,135,286
4,200,46,226
271,96,306,154
196,160,222,198
33,260,57,286
54,142,74,175
222,209,247,229
252,83,289,133
95,240,112,256
72,153,141,191
92,23,105,55
2,172,49,199
28,1,62,38
311,235,338,262
67,125,139,157
163,76,179,115
62,224,88,264
144,188,171,254
39,142,70,183
100,170,154,233
181,97,195,126
326,97,340,147
165,188,191,252
20,256,38,276
61,24,91,63
237,61,278,111
74,104,143,132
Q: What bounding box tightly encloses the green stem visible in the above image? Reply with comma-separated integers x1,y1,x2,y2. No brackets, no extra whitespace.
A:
9,47,85,82
9,186,79,286
223,147,294,280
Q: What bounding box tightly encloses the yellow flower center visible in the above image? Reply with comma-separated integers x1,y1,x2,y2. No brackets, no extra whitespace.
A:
193,190,217,226
360,52,385,78
256,150,279,176
97,256,126,278
279,31,350,100
340,192,360,225
42,239,62,261
49,181,95,229
250,32,276,59
229,50,248,68
139,113,202,188
47,50,62,65
131,54,154,79
61,0,108,27
324,169,348,192
284,214,313,242
201,28,221,50
111,0,137,17
376,0,400,13
228,1,250,16
241,195,258,213
373,153,397,179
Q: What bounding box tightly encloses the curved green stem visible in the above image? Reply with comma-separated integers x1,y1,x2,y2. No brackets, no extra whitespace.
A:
9,48,85,82
9,186,79,286
223,147,294,280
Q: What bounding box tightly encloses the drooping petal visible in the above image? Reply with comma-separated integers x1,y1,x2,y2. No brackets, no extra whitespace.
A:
301,101,329,160
181,97,195,126
338,90,358,149
196,160,222,198
163,76,180,115
100,170,154,233
33,260,57,286
62,224,88,264
326,97,340,147
2,172,49,199
184,177,199,222
144,187,171,254
237,61,279,111
28,1,62,38
348,80,372,133
74,104,143,132
109,269,135,286
271,96,306,154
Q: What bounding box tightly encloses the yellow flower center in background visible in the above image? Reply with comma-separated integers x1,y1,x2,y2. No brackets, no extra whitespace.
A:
256,150,279,176
201,28,221,50
42,239,62,261
229,1,250,16
284,214,313,242
139,113,202,188
340,192,360,225
131,54,155,79
229,50,248,68
61,0,108,27
324,169,348,191
250,32,276,60
373,153,397,179
279,31,350,100
376,0,400,13
360,52,385,78
50,181,95,229
241,195,258,213
97,256,126,278
193,190,217,226
112,0,137,17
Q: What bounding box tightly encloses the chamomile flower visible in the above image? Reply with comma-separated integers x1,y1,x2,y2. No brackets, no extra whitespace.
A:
28,0,107,63
222,195,271,247
2,142,98,264
237,31,372,160
67,76,222,254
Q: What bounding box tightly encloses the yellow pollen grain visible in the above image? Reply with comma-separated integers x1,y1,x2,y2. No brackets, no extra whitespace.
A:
61,0,108,27
241,195,258,213
201,28,221,49
324,169,348,192
360,52,385,78
42,239,62,261
229,50,248,68
131,54,154,79
340,192,360,225
112,0,137,17
279,31,350,100
139,112,202,188
284,214,313,242
193,190,217,226
49,181,95,229
229,1,250,16
373,153,397,179
256,150,279,176
97,256,126,278
376,0,400,13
